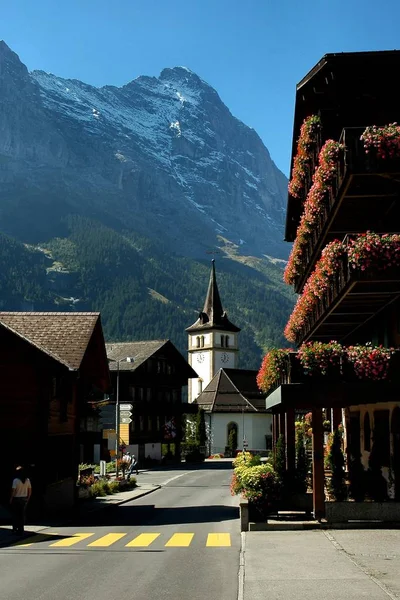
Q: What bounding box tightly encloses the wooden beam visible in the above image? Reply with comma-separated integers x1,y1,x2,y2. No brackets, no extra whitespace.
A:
312,407,325,520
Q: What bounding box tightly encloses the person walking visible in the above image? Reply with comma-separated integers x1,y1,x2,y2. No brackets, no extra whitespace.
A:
10,466,32,536
127,453,139,479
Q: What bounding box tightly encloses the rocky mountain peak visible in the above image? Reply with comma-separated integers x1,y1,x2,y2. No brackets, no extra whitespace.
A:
0,42,289,259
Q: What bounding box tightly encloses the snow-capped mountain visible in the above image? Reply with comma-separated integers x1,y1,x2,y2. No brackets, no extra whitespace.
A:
0,40,288,258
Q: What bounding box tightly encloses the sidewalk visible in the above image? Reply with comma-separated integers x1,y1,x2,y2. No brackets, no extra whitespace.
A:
241,529,400,600
0,467,188,547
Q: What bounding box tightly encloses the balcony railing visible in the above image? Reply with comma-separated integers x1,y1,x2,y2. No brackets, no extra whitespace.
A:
264,350,400,399
296,257,400,346
292,127,400,293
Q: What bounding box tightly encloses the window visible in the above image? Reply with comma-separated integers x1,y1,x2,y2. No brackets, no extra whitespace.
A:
220,335,225,348
139,416,144,431
139,387,145,401
225,336,229,348
129,386,136,401
200,336,205,348
198,379,203,395
364,412,371,452
172,389,179,403
147,388,152,401
196,337,200,348
227,422,238,451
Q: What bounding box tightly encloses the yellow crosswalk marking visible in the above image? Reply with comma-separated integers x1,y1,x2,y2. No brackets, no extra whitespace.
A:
206,533,231,547
126,533,160,547
50,533,95,547
88,533,127,547
165,533,194,547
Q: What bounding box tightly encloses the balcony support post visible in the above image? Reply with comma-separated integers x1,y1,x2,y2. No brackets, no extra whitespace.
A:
279,412,286,441
272,413,279,456
331,406,342,431
285,408,296,473
312,406,325,520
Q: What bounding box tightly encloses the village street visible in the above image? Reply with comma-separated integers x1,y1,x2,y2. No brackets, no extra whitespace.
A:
0,462,240,600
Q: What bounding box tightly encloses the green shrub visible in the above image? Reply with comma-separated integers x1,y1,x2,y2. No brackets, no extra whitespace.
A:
232,451,261,469
326,430,347,501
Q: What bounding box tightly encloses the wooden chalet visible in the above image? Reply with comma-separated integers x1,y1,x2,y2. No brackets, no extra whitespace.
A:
266,51,400,519
106,340,198,463
0,312,110,512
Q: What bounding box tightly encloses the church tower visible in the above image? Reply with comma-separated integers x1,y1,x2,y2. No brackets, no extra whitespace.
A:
186,260,240,403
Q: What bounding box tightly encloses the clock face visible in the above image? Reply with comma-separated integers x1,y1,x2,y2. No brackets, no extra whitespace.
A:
197,353,205,363
221,352,230,364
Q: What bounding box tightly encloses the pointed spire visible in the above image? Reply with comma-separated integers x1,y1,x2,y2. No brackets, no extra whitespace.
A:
186,260,240,333
201,260,224,325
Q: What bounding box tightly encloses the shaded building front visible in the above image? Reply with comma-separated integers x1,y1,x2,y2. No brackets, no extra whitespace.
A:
106,340,197,463
0,312,110,512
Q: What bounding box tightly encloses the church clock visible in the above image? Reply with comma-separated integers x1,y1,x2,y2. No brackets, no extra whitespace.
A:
197,353,205,363
221,352,230,364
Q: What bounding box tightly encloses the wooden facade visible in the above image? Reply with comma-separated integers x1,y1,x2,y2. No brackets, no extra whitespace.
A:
107,340,197,463
0,313,110,512
268,51,400,518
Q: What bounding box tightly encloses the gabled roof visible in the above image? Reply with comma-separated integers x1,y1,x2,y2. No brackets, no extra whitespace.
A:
106,339,198,378
0,312,101,370
186,260,240,333
195,368,267,413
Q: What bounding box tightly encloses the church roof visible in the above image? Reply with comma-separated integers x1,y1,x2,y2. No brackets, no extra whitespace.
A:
195,368,268,413
186,261,240,333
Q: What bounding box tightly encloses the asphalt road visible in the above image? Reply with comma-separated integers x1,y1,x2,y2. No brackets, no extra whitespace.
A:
0,462,240,600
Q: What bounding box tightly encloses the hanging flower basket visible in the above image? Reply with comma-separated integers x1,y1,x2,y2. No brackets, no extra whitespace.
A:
257,348,292,393
284,140,344,286
297,341,343,379
288,115,322,199
361,123,400,160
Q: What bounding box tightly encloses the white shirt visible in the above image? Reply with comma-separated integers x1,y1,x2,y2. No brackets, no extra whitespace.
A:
12,478,32,498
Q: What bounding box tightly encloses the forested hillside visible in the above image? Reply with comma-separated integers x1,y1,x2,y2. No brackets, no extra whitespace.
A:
0,218,294,369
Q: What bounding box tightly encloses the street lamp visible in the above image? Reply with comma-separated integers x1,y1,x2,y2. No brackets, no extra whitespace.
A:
109,356,131,478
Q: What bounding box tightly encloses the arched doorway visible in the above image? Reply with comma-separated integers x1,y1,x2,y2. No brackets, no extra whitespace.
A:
227,422,238,456
391,407,400,500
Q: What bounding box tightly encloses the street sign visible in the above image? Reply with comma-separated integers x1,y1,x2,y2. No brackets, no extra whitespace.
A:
120,410,132,419
120,403,133,411
121,417,132,424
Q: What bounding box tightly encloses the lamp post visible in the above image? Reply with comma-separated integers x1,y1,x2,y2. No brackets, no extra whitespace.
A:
115,359,120,477
111,356,131,478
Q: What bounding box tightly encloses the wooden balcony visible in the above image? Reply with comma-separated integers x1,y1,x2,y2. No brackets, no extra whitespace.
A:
294,255,400,346
293,127,400,294
265,350,400,406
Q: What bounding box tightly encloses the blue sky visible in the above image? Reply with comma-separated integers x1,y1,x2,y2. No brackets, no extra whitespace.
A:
2,0,400,175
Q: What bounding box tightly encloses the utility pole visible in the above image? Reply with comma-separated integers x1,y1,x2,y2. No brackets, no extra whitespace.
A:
115,359,120,477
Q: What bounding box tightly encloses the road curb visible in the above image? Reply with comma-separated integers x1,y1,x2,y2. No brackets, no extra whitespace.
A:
238,531,246,600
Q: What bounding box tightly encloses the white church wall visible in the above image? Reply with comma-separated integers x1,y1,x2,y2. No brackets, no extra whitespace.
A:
208,412,272,455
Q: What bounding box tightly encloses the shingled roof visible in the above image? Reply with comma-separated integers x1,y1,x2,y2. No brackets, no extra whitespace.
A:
106,340,168,371
106,340,198,378
195,368,267,413
0,312,101,370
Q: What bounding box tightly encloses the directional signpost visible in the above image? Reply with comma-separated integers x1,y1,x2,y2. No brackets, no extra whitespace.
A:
119,403,132,425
